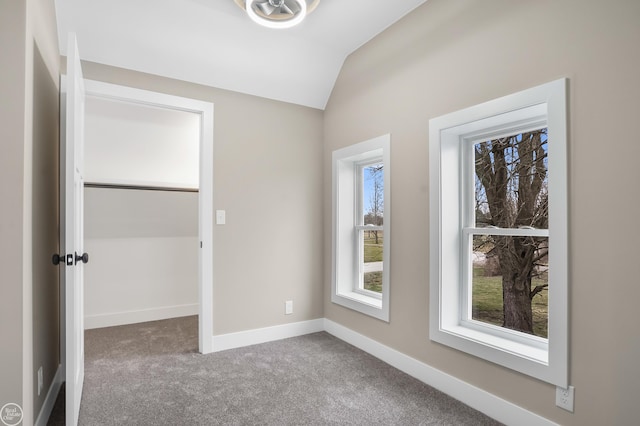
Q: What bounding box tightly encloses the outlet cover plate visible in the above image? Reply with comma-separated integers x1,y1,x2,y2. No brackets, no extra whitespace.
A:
556,385,575,412
37,366,43,396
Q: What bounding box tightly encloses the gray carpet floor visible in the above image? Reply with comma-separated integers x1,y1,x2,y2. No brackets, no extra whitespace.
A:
48,316,502,425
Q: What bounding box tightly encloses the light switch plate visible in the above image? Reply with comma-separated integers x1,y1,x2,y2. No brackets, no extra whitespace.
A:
216,210,226,225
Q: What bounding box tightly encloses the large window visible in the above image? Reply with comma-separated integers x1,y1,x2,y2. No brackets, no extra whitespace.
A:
429,79,568,386
332,134,390,321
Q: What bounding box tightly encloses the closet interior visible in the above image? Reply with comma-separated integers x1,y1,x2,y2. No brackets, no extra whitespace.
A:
83,94,201,329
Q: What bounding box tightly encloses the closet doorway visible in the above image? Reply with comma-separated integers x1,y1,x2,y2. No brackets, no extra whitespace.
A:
81,80,213,353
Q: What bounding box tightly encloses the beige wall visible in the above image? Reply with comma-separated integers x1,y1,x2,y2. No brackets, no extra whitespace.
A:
75,61,325,335
0,0,27,416
31,42,61,418
323,0,640,424
84,189,199,327
0,0,60,423
28,0,61,421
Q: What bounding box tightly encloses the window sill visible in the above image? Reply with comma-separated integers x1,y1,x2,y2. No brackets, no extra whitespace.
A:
443,323,548,365
339,290,382,309
332,290,388,322
430,320,563,385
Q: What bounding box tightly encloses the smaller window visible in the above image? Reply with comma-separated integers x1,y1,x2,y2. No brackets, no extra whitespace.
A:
332,134,390,321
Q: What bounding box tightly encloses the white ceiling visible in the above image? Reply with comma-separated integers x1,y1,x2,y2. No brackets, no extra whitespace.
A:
54,0,427,110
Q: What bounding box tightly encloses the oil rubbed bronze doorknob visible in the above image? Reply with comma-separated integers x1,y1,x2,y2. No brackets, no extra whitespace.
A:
75,252,89,265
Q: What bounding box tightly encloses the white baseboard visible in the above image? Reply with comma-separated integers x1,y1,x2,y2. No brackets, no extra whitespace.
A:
85,303,199,329
323,319,556,426
212,318,325,352
35,364,63,426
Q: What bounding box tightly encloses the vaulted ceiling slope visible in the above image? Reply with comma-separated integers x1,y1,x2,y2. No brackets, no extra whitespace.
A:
54,0,427,110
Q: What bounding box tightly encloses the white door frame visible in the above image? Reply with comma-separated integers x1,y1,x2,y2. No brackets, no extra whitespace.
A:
82,79,214,353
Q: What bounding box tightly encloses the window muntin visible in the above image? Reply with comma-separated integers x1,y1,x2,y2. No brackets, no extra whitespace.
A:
429,79,568,386
332,134,390,322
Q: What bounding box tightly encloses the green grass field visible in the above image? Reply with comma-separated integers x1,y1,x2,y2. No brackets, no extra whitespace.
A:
364,272,382,292
363,232,383,292
472,267,548,338
363,232,383,263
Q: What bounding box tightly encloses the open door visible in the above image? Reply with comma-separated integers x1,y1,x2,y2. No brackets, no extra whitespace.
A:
61,32,87,426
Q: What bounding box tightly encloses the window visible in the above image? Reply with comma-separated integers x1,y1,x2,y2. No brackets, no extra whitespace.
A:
332,134,390,321
429,79,568,386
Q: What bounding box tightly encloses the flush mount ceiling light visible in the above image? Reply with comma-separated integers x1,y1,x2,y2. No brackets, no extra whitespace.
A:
235,0,320,29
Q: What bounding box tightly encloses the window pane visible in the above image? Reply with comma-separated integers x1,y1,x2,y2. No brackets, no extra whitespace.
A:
472,234,548,338
363,163,384,225
474,129,548,229
363,230,383,293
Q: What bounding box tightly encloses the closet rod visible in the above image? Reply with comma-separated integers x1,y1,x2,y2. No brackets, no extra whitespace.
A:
84,182,199,193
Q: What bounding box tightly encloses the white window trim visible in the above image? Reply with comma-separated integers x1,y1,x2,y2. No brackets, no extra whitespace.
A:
332,134,390,322
429,79,568,387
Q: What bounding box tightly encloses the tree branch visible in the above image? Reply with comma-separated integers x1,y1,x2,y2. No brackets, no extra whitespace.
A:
531,248,549,265
530,284,548,299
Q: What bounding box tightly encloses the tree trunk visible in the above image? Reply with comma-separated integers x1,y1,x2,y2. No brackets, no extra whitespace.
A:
502,275,534,334
498,236,535,334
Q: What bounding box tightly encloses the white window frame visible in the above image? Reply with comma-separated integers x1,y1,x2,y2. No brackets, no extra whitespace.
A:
332,134,390,322
429,79,568,386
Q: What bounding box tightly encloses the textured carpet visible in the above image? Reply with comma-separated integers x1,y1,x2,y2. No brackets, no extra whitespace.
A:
48,316,501,425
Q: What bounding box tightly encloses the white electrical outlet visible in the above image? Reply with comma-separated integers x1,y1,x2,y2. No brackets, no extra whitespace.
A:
37,366,43,396
285,300,293,315
556,385,575,412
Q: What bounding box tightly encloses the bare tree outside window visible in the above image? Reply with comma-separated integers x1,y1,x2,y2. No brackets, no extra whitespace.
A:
363,164,384,293
364,164,384,236
472,129,549,337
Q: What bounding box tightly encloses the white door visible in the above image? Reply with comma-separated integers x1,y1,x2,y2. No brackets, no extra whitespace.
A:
62,32,87,426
